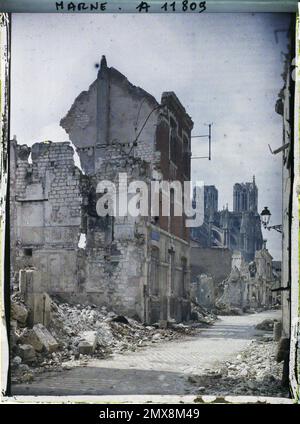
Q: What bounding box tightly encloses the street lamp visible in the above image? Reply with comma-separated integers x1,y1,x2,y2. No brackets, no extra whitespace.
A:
260,206,282,233
260,206,271,229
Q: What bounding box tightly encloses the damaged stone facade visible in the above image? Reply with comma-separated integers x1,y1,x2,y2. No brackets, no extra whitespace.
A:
216,242,276,313
10,140,83,294
191,241,278,314
11,56,193,324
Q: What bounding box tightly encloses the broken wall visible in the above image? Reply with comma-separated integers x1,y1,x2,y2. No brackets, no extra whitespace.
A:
10,140,83,295
58,58,193,322
190,243,232,284
216,267,249,312
60,57,160,175
148,225,190,323
191,274,215,310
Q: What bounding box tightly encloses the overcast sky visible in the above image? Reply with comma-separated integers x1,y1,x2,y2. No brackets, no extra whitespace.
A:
11,13,291,259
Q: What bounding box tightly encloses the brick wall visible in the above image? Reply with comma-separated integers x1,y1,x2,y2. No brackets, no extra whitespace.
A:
10,141,82,293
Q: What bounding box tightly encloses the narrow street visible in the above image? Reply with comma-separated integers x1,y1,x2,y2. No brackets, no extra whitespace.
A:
11,310,286,397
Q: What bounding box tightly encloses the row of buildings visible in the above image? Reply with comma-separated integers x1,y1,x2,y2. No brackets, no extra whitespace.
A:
190,179,280,313
10,56,281,326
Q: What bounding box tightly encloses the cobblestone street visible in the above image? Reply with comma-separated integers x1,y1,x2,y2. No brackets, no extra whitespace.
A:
11,310,288,397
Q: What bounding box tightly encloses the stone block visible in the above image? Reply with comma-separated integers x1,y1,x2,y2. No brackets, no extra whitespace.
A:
17,344,36,363
11,302,28,325
31,323,59,353
19,328,44,352
27,293,51,327
78,331,98,355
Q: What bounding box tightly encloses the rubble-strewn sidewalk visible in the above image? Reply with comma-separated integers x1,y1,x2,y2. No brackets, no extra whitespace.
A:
188,336,288,398
10,293,216,385
11,310,287,397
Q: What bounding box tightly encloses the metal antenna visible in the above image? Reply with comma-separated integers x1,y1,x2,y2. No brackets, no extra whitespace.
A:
191,123,213,160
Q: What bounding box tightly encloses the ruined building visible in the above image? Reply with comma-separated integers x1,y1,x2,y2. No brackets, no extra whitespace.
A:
191,237,276,313
191,178,263,262
10,56,194,324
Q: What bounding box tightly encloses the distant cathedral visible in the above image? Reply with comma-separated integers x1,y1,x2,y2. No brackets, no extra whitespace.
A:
191,177,263,262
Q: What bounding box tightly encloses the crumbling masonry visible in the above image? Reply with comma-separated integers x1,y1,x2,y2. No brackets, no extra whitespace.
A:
11,56,193,324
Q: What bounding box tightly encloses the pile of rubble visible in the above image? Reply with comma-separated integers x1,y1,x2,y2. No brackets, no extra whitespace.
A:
255,318,279,331
10,293,216,384
188,336,288,398
213,304,245,316
190,300,218,325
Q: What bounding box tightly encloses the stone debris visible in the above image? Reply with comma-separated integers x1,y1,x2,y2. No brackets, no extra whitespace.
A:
191,300,218,325
78,331,98,355
11,363,34,384
187,337,288,397
12,356,22,366
255,318,278,331
11,301,28,325
11,294,216,384
19,328,44,352
31,324,59,353
214,267,246,315
110,315,130,325
17,344,36,363
214,305,244,316
194,243,281,316
18,323,58,353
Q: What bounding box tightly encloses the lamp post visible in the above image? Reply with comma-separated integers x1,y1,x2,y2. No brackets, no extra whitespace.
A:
260,206,282,233
260,206,271,228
